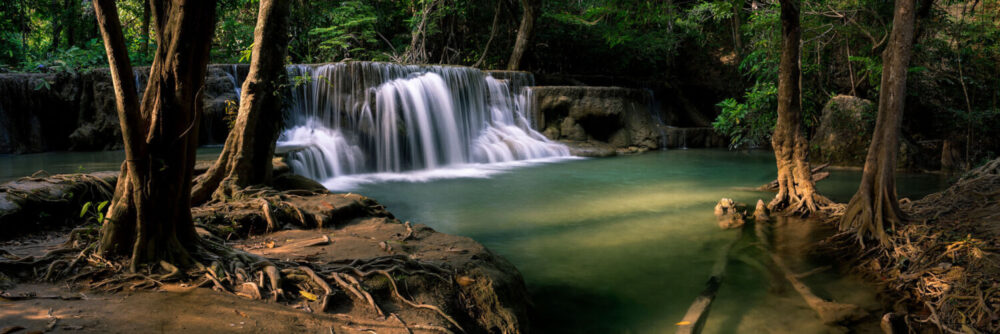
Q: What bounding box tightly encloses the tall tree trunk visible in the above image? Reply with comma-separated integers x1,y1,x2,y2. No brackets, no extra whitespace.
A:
49,0,63,52
93,0,217,271
507,0,540,70
770,0,829,214
732,0,743,63
191,0,291,205
64,0,77,48
839,0,915,246
141,0,150,57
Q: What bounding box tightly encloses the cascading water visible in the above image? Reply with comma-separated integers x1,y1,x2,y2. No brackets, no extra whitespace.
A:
277,62,570,187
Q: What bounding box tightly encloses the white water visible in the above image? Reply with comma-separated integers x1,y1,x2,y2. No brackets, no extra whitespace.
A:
276,62,570,189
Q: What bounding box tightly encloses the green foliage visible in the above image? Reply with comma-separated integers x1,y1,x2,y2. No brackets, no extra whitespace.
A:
79,200,109,225
308,1,381,61
712,82,777,149
20,39,107,74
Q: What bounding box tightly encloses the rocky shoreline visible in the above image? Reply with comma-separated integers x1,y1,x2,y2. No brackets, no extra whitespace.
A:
0,170,531,333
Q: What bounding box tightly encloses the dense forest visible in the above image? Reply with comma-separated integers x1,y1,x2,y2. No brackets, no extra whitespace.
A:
1,0,1000,333
2,0,998,167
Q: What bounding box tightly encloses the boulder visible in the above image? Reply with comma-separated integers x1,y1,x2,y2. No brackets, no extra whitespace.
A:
812,95,875,165
713,198,746,230
530,86,662,151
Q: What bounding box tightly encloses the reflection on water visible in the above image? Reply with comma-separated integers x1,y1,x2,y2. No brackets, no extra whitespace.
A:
346,150,946,333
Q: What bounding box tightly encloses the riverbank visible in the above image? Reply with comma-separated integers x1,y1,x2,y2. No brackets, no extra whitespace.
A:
0,172,530,333
827,157,1000,333
1,149,954,333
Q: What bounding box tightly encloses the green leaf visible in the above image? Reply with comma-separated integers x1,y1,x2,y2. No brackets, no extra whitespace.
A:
79,202,92,218
97,200,109,212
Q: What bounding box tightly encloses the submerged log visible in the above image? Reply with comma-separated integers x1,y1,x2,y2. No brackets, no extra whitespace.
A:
754,222,866,325
676,228,744,334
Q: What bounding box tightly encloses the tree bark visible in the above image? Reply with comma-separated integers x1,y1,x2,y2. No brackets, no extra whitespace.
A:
769,0,829,215
839,0,915,246
93,0,217,271
191,0,291,205
507,0,540,70
141,0,150,57
49,0,63,52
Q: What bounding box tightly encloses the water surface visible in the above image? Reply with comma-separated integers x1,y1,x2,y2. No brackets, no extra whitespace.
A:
0,147,223,182
346,149,945,333
0,149,947,332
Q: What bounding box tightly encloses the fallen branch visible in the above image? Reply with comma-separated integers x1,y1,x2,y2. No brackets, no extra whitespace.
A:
756,222,865,325
676,228,744,334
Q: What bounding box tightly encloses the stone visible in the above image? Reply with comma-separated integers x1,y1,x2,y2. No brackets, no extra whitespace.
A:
753,199,770,222
531,86,662,150
560,117,587,141
714,198,745,230
812,95,875,165
0,65,247,154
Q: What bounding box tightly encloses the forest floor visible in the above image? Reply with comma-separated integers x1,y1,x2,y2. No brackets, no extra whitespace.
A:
828,158,1000,333
1,175,529,333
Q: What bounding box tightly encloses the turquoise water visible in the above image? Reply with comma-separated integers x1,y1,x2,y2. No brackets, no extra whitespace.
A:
346,150,945,333
0,147,223,183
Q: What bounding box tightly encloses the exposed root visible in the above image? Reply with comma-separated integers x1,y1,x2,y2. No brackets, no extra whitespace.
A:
822,158,1000,333
2,188,469,332
298,266,333,312
759,163,830,191
375,269,465,333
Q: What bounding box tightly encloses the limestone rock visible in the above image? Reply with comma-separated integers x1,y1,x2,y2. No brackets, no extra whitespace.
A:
753,199,770,222
0,65,247,153
560,117,588,141
812,95,875,165
531,86,662,150
714,198,745,230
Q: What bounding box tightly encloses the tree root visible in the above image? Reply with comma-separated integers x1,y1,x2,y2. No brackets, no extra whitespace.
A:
298,266,333,312
759,163,830,191
375,269,464,333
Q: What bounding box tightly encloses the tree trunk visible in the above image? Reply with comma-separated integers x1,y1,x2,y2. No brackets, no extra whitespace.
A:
191,0,291,205
49,0,63,52
507,0,540,70
93,0,217,271
404,0,439,64
839,0,915,246
769,0,829,215
141,0,150,57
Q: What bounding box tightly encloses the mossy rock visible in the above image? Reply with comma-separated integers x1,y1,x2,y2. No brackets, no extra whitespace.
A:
812,95,875,165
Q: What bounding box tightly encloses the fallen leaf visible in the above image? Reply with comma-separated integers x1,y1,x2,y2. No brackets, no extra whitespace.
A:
676,321,691,326
299,290,318,301
456,276,476,287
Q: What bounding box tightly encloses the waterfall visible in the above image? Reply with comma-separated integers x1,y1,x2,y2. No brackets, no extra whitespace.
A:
278,62,569,184
224,65,243,103
643,88,668,150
